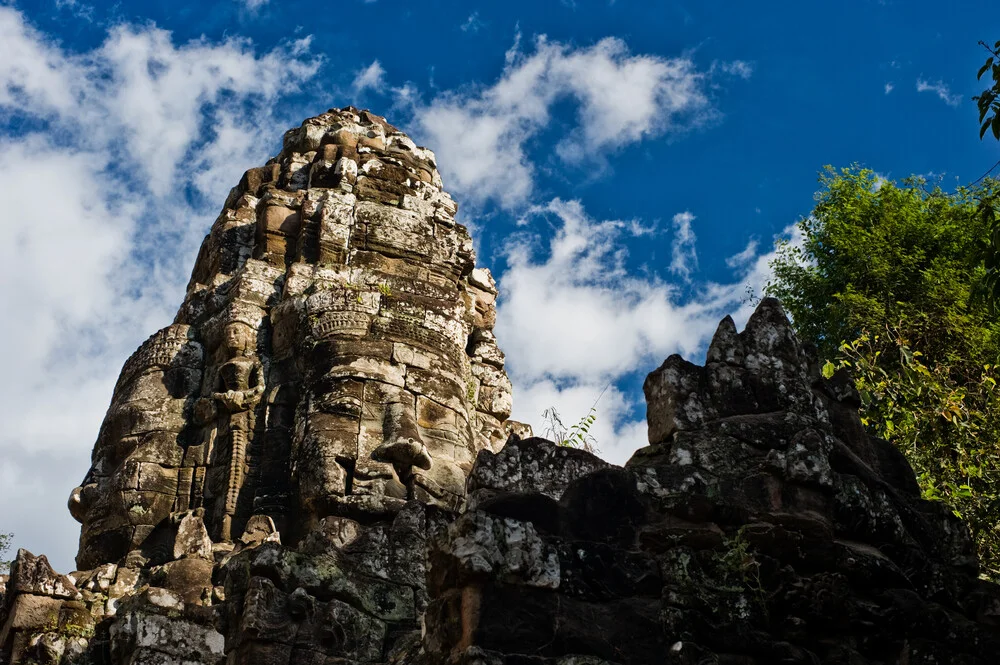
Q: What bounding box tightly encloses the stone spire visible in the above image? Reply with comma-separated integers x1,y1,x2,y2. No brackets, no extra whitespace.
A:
68,107,513,570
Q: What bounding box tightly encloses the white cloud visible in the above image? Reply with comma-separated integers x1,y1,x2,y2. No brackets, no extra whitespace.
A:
715,59,754,79
726,238,759,269
497,199,705,385
352,59,386,94
54,0,95,21
714,222,806,330
498,200,802,465
669,211,698,279
513,379,645,465
0,6,320,571
411,36,719,209
885,82,894,94
388,82,422,117
461,11,484,33
505,27,522,66
243,0,269,10
916,78,961,107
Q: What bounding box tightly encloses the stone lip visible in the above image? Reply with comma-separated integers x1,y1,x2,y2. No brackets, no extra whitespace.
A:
468,434,611,502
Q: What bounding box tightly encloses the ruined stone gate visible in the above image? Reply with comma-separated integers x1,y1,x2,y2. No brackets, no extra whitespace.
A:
2,108,1000,665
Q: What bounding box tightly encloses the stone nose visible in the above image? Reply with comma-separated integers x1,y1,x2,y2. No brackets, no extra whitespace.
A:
372,438,433,471
68,485,91,523
373,400,434,479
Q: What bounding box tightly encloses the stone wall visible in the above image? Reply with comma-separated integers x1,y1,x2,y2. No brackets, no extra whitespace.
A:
2,107,1000,665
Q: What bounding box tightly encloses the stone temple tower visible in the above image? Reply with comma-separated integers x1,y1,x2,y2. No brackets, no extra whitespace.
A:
68,107,514,571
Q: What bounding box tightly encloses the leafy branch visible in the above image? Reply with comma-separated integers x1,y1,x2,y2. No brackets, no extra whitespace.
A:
975,40,1000,140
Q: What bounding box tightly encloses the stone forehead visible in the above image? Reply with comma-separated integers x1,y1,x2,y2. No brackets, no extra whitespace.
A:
111,324,203,397
224,321,255,333
282,106,439,174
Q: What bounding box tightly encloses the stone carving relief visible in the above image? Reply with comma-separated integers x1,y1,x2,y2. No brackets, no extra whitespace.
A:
69,325,204,570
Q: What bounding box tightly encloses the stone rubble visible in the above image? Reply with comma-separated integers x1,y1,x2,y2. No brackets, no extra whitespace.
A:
2,108,999,665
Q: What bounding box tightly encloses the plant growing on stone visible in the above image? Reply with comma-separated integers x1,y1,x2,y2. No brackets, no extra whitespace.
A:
540,385,606,454
716,530,765,600
541,406,599,454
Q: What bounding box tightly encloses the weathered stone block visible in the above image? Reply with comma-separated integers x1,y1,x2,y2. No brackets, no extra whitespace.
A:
109,610,225,662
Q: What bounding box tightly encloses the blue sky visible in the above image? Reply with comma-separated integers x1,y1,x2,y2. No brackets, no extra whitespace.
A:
1,0,998,571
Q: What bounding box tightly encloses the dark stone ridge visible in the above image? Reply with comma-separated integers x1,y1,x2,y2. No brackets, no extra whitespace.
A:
423,299,1000,664
423,299,1000,665
2,106,999,665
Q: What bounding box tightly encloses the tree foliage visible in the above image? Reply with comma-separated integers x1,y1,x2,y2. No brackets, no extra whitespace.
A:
973,40,1000,308
768,167,1000,370
767,167,1000,577
974,40,1000,141
825,333,1000,577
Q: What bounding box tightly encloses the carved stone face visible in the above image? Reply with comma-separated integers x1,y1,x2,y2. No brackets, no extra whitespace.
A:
293,265,479,522
223,322,253,358
70,325,203,569
250,113,516,529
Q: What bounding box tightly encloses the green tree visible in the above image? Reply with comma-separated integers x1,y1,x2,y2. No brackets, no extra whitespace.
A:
972,40,1000,307
768,167,1000,370
825,333,1000,577
767,167,1000,577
